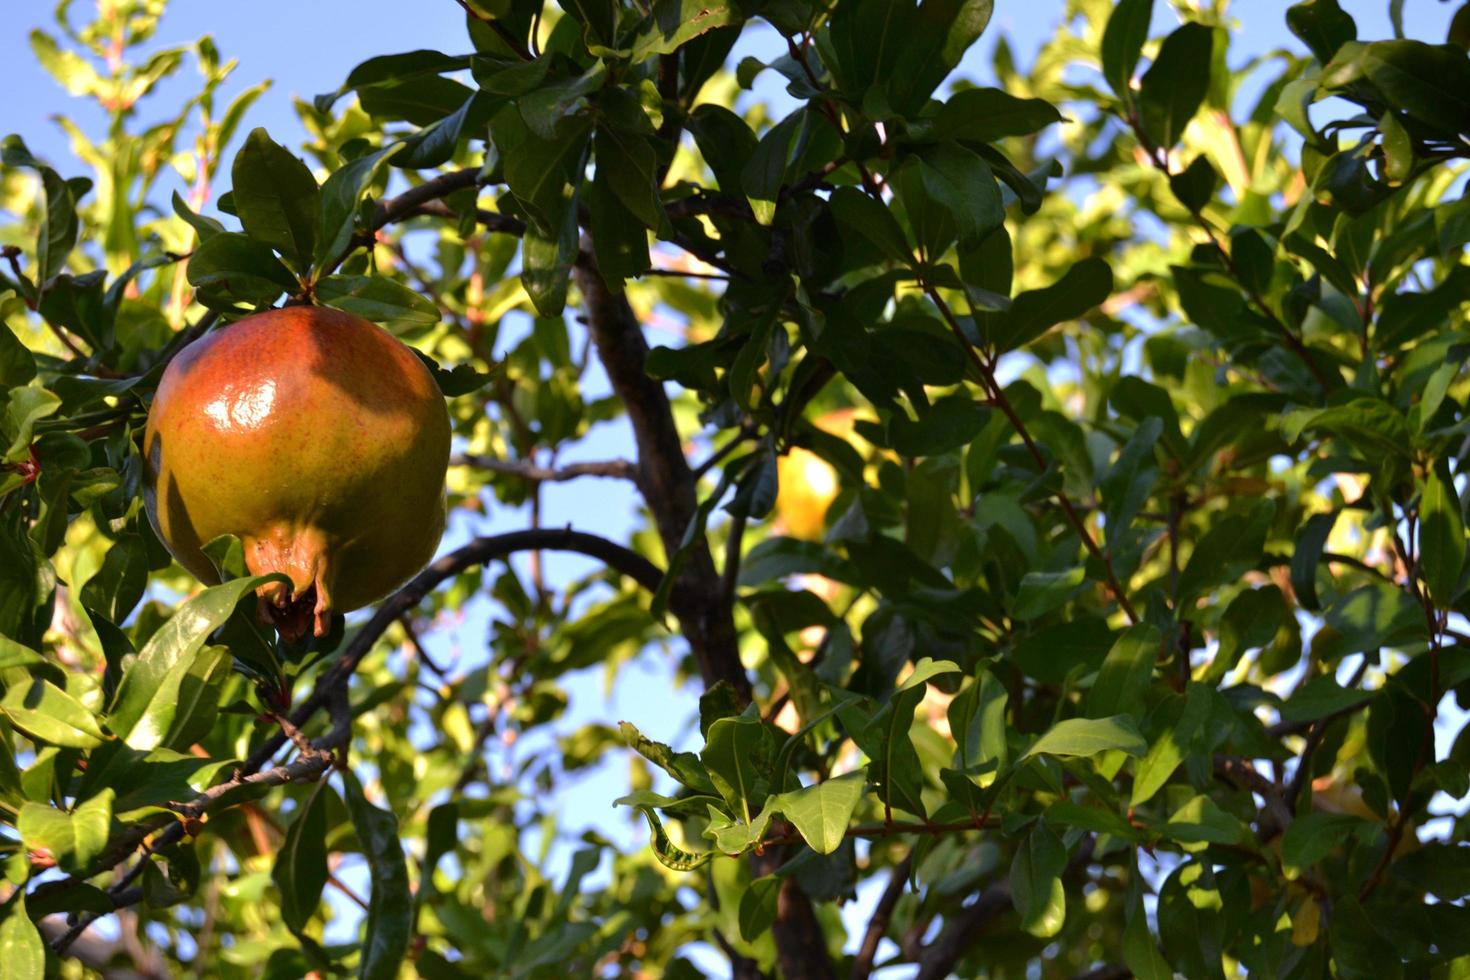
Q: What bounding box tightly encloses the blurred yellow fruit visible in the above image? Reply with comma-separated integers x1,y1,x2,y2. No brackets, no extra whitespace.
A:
776,448,840,540
773,409,861,541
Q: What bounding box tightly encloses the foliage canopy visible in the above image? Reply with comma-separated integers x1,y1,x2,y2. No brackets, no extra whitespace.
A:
2,0,1470,976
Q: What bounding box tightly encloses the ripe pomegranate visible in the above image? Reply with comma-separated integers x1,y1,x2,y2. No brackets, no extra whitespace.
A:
143,306,451,639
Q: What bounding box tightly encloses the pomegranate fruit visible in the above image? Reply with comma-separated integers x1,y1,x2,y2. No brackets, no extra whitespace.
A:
143,306,451,639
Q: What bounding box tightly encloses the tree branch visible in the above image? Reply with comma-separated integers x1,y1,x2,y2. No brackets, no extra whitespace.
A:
851,854,913,980
573,250,753,702
921,283,1140,624
242,528,673,773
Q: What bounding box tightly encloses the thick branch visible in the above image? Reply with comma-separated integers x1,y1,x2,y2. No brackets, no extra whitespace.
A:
573,251,752,702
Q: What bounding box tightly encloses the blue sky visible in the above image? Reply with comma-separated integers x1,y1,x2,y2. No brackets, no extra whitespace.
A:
3,0,1465,973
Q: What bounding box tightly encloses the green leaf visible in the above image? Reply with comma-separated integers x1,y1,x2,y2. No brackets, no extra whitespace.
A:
520,196,580,317
1,678,105,749
342,770,411,980
0,636,45,672
854,661,958,819
1280,811,1363,878
1123,875,1173,980
314,142,404,271
186,232,299,308
1287,0,1357,64
632,0,736,59
771,770,866,854
595,126,663,230
1389,842,1470,899
1176,501,1274,602
989,257,1112,352
1291,511,1338,612
916,142,1003,247
886,395,991,457
1419,461,1464,609
1163,793,1248,846
1087,624,1160,719
1169,155,1218,212
1280,675,1375,723
737,876,780,942
273,780,330,933
109,574,282,750
586,168,651,287
633,806,713,871
1,136,80,286
887,0,995,116
1013,567,1086,620
1322,40,1470,137
0,324,37,388
18,789,113,873
1138,22,1215,148
741,110,802,225
1009,821,1067,938
948,665,1008,784
1205,585,1287,683
1101,0,1152,97
3,386,61,461
828,186,911,264
172,191,225,241
619,721,718,795
702,716,774,818
0,896,44,980
79,534,149,626
1024,715,1147,760
937,87,1063,143
314,275,439,328
315,50,471,113
231,128,320,273
1130,686,1208,807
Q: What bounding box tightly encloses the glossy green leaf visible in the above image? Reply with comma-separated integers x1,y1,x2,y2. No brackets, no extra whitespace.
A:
231,128,320,272
989,257,1112,352
109,574,282,750
1024,715,1147,760
273,780,330,933
342,770,411,980
315,274,440,328
18,788,113,873
937,87,1063,143
702,716,774,818
1,678,105,749
1101,0,1152,97
1419,461,1465,609
771,769,866,854
1009,821,1066,937
1087,624,1160,719
1138,22,1215,148
0,896,43,980
186,232,298,308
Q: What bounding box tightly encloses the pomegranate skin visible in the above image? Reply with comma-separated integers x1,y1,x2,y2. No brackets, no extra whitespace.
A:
143,306,450,636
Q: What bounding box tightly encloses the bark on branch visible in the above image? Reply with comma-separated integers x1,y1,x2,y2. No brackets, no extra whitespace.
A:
572,252,752,702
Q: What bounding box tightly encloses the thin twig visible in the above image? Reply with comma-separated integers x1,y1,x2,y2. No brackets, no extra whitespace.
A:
398,614,450,679
922,284,1140,624
453,0,534,60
